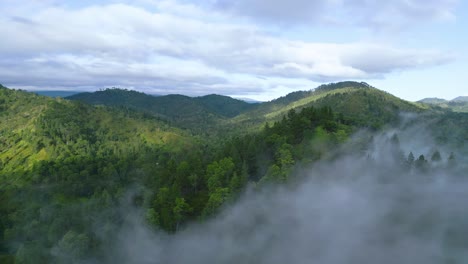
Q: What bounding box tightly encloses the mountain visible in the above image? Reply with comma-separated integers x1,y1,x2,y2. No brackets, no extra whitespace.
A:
418,96,468,113
452,96,468,102
418,97,448,104
194,94,256,117
234,97,263,104
30,90,82,98
68,82,427,132
67,89,256,133
233,81,425,130
0,86,191,179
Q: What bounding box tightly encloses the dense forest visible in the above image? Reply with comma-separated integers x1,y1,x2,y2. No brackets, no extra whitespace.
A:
1,82,467,263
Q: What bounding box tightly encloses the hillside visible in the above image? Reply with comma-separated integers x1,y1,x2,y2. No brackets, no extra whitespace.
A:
233,81,425,130
67,89,256,132
418,97,448,104
418,96,468,113
31,90,82,98
452,96,468,102
1,84,362,263
194,94,256,117
0,86,192,184
68,82,428,133
1,82,467,264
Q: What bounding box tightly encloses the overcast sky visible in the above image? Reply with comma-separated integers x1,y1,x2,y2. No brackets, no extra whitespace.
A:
0,0,466,101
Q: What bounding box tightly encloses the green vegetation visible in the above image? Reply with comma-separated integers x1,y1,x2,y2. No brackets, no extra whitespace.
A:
31,91,81,98
230,81,425,131
67,89,256,133
418,96,468,113
1,81,467,263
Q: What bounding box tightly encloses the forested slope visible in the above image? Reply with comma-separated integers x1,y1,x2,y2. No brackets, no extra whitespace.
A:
232,81,425,131
418,96,468,113
0,85,359,263
1,82,467,263
68,89,256,133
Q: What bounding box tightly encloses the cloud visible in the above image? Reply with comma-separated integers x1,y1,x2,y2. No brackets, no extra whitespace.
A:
213,0,327,25
0,2,454,98
342,45,453,74
210,0,458,29
103,129,468,264
343,0,458,30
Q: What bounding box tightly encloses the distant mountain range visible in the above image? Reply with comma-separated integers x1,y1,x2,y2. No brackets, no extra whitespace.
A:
30,87,468,114
30,89,262,103
63,81,433,132
30,90,82,98
418,96,468,113
67,89,256,133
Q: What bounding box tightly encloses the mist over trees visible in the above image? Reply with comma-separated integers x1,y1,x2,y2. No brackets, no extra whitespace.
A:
0,82,467,263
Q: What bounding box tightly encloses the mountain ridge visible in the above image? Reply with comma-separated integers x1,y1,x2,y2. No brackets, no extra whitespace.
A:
67,88,258,133
228,81,425,131
0,85,192,178
418,96,468,113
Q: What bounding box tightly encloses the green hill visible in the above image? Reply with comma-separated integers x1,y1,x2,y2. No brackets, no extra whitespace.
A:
0,86,191,183
311,88,425,128
194,94,256,117
67,82,426,132
418,96,468,113
67,89,255,133
452,96,468,102
1,85,360,263
418,97,448,104
30,90,82,98
233,81,425,130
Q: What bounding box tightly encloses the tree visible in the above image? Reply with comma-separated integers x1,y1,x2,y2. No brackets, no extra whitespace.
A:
390,133,400,146
145,208,160,228
431,150,442,162
15,243,46,264
175,161,191,195
153,187,176,231
173,197,191,231
202,188,230,217
229,163,248,193
275,143,294,169
407,152,415,168
206,158,235,192
448,152,457,168
52,230,90,263
259,164,285,184
415,154,428,172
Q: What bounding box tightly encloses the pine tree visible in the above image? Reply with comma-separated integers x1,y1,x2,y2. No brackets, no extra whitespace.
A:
431,150,442,162
407,152,415,168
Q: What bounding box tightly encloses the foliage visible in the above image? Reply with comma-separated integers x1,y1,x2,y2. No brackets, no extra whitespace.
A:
68,89,255,134
0,82,467,263
418,97,468,113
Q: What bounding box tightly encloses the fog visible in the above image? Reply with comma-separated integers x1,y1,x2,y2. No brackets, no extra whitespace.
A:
95,130,467,264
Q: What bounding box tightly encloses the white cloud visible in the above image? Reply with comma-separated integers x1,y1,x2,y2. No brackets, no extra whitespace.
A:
342,0,458,31
213,0,327,25
0,1,455,98
210,0,458,30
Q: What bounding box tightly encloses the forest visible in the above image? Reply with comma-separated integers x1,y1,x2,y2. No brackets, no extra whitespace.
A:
0,82,467,263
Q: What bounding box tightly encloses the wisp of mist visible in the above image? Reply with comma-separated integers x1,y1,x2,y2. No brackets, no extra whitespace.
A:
99,128,468,264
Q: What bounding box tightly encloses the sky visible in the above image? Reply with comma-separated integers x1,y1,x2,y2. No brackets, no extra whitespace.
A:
0,0,466,101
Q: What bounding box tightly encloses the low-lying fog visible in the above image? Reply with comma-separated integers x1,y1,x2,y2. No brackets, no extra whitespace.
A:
98,130,467,264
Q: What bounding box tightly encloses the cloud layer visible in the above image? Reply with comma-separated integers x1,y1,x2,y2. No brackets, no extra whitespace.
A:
0,0,457,99
213,0,457,29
